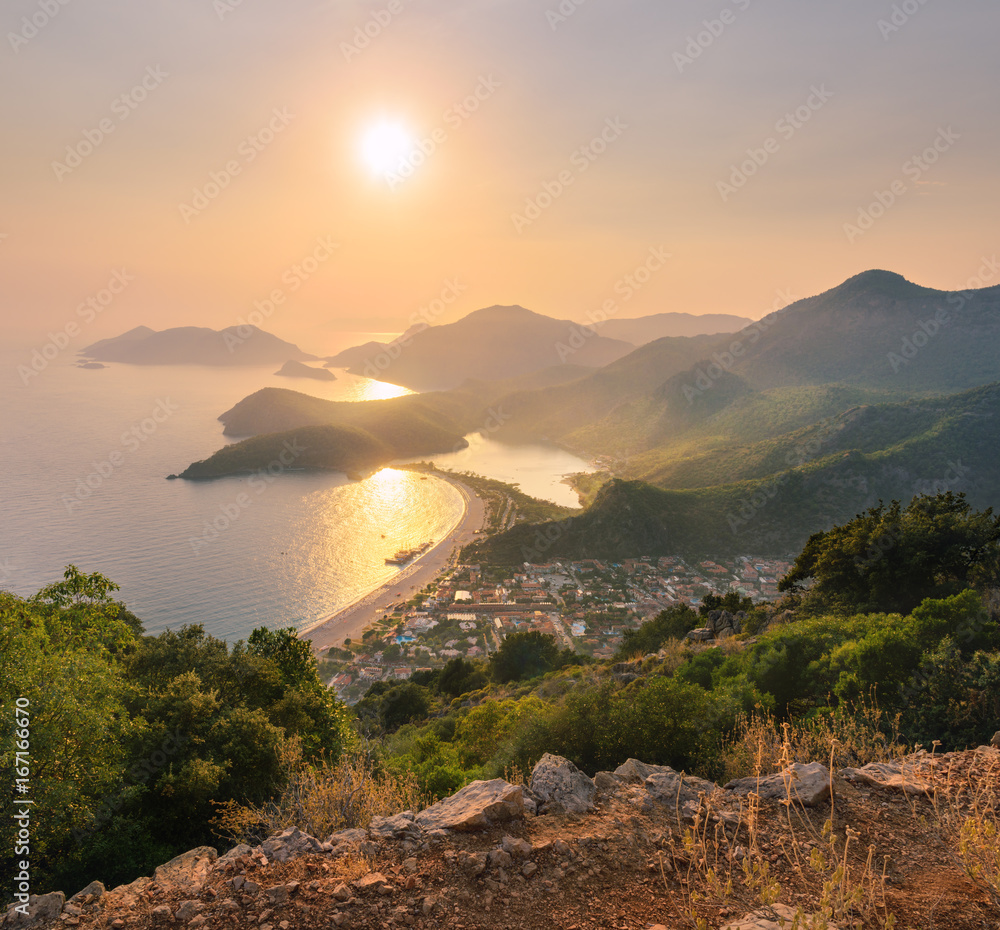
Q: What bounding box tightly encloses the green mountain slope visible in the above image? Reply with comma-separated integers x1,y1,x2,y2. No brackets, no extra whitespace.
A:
468,382,1000,561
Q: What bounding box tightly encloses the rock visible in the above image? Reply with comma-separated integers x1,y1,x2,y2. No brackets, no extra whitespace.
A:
614,758,675,784
839,761,932,796
458,851,488,876
415,779,525,831
153,846,218,894
717,626,735,640
261,826,324,863
353,872,389,893
332,884,351,901
722,903,839,929
174,900,203,921
369,812,423,842
991,730,1000,749
151,905,172,920
521,861,538,878
685,628,714,642
638,769,718,813
68,882,105,905
501,835,533,857
488,849,513,870
0,892,65,929
529,753,596,814
594,771,621,792
725,762,832,807
216,843,252,866
264,882,298,906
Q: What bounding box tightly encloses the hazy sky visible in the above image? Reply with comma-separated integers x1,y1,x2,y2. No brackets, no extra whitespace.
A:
2,0,998,352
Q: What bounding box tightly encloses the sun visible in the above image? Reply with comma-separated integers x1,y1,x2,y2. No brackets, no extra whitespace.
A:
360,121,414,176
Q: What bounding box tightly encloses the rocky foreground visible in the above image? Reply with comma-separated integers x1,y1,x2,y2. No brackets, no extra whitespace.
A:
5,749,1000,930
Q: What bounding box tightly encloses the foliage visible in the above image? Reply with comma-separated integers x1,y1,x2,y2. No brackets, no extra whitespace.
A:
616,604,700,658
0,569,356,901
489,631,561,683
780,493,1000,614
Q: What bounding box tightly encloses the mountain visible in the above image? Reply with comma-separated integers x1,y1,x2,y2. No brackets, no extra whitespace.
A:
80,325,313,366
324,305,636,390
274,360,337,381
485,270,1000,458
468,381,1000,562
585,311,753,345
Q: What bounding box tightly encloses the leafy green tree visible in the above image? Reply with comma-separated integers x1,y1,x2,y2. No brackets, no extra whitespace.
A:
437,657,488,697
780,493,1000,614
616,605,699,658
490,631,560,683
379,683,431,731
700,592,754,616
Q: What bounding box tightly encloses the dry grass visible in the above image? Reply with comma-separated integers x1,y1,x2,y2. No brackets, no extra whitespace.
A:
212,737,423,847
719,699,906,785
668,725,897,929
930,748,1000,910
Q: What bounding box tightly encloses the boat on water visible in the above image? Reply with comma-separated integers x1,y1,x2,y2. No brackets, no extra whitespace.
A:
385,540,433,565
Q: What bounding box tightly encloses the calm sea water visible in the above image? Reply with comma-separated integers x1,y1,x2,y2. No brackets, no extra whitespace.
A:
0,345,590,640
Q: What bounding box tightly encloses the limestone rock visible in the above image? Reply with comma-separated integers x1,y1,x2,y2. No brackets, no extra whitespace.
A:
68,882,104,905
216,843,252,867
261,826,324,863
529,753,596,814
0,892,64,929
991,730,1000,749
839,761,932,796
614,758,676,784
415,779,525,831
369,812,423,842
594,771,621,792
644,769,718,808
353,872,389,893
725,762,832,807
152,846,218,894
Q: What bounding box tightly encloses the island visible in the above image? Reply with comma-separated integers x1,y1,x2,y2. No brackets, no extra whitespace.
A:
274,359,337,381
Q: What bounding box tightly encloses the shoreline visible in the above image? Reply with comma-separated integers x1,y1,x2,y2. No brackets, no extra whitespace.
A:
303,473,486,655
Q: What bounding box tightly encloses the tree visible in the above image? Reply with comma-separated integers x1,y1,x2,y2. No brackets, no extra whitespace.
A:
779,493,1000,614
490,631,560,683
616,605,699,658
437,657,488,697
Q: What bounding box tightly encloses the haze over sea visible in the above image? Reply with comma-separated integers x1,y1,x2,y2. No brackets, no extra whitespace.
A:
1,341,591,641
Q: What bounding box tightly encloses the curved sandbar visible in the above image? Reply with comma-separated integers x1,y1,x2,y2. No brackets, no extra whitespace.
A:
304,474,486,655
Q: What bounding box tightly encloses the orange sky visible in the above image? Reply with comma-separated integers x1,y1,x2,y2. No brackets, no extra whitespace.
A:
1,0,998,354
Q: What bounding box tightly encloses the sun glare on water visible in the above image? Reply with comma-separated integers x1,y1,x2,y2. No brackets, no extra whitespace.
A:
360,121,414,177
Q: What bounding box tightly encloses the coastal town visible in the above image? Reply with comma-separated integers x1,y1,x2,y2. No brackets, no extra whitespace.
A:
319,553,792,703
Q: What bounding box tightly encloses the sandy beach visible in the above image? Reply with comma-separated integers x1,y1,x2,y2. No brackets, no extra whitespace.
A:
304,474,486,655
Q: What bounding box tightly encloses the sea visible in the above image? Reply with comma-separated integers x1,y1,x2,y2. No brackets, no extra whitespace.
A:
0,341,592,641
